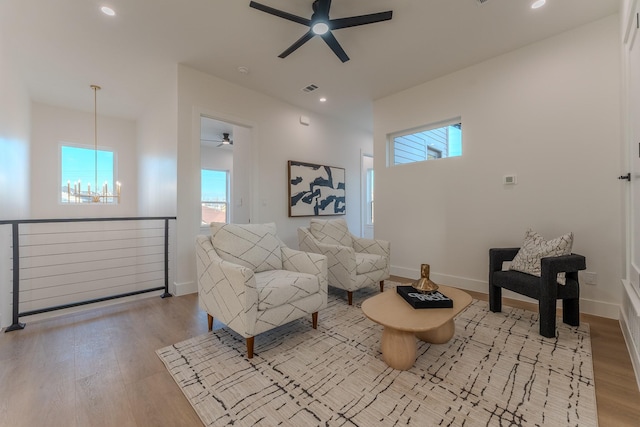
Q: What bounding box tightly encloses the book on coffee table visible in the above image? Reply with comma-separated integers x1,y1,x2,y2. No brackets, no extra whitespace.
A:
396,286,453,309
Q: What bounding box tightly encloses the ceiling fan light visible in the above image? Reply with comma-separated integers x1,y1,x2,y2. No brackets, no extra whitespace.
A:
531,0,545,9
100,6,116,16
312,22,329,35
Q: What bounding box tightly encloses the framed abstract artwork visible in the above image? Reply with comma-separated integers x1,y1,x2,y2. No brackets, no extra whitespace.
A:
288,160,346,217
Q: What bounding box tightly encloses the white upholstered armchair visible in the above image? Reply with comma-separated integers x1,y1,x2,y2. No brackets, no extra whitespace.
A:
298,219,390,305
196,222,328,359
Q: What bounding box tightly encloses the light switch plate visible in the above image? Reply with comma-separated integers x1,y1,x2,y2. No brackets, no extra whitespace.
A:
503,175,517,185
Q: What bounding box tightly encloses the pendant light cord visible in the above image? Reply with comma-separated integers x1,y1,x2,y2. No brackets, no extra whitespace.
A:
91,85,101,194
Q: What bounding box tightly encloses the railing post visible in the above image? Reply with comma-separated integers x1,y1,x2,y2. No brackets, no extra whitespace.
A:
5,222,25,332
161,218,173,299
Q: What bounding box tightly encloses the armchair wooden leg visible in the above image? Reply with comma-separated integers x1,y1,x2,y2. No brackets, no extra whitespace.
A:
347,291,353,306
380,280,384,292
207,314,213,331
246,337,255,359
312,312,318,329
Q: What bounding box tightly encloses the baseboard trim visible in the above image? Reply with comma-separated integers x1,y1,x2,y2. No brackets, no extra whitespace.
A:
174,280,197,296
620,306,640,391
391,265,620,319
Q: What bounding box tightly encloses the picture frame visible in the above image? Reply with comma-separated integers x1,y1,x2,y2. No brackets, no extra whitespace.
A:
288,160,346,217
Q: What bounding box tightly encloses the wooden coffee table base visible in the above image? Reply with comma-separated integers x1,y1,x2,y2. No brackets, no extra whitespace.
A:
415,318,455,344
380,319,456,371
361,286,472,371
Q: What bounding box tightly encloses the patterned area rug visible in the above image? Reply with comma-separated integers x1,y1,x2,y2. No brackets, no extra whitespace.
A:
157,285,597,426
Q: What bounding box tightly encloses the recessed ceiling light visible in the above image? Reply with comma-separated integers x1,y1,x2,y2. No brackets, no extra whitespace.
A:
101,6,116,16
319,97,327,103
531,0,546,9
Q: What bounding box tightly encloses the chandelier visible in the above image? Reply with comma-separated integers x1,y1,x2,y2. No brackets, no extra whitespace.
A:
67,85,121,203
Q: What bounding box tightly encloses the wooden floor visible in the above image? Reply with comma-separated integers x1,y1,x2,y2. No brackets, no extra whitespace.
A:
0,281,638,427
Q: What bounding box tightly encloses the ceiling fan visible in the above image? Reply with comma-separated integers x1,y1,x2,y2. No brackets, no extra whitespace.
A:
249,0,393,63
201,132,233,147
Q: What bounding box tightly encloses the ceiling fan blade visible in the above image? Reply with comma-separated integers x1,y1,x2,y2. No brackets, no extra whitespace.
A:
330,11,393,30
279,30,315,58
321,31,349,63
249,1,310,26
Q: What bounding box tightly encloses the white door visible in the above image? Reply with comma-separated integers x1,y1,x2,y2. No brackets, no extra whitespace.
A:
628,6,640,293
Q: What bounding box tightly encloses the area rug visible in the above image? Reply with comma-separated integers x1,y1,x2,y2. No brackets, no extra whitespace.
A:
157,285,597,426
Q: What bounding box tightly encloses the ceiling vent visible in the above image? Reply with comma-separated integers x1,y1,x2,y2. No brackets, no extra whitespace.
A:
301,84,319,93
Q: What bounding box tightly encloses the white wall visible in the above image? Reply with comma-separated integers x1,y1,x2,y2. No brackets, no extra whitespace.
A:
176,65,372,293
0,37,31,327
30,102,138,218
374,15,622,318
201,146,233,174
137,81,178,217
231,125,252,224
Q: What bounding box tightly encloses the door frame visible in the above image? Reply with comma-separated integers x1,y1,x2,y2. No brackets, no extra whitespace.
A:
360,151,374,239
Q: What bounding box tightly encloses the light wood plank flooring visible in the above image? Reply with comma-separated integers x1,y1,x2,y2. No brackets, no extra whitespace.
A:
0,280,638,426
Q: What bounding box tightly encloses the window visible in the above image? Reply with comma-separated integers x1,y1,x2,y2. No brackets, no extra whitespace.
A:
366,168,374,225
201,169,229,225
390,118,462,166
60,144,117,203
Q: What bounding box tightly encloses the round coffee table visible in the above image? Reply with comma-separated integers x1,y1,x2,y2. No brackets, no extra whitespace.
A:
361,285,472,371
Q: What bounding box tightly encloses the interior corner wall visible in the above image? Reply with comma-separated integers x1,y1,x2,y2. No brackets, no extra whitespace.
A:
176,65,372,291
0,38,31,328
373,15,622,318
30,102,138,218
137,80,178,217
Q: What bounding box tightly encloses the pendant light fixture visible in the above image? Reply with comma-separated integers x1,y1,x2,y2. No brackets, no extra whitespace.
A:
67,85,121,203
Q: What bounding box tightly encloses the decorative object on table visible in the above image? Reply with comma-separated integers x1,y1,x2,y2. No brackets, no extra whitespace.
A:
288,160,346,217
489,229,586,338
396,286,453,309
412,263,439,293
157,283,597,427
298,218,390,305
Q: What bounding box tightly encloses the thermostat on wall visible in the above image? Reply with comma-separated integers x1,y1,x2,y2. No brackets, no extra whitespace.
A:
503,175,517,185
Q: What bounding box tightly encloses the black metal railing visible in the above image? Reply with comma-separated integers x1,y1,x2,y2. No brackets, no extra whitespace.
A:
0,216,176,332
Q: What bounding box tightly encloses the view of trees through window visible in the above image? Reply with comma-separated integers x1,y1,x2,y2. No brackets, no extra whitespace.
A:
392,120,462,166
60,145,116,203
201,169,229,224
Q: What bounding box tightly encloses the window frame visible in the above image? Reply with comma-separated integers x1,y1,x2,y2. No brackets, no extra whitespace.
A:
388,117,462,166
365,168,374,226
59,142,118,205
201,168,230,225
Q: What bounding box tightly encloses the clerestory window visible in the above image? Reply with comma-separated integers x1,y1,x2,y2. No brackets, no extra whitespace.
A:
390,118,462,166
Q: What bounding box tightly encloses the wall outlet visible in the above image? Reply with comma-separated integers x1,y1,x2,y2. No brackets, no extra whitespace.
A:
583,271,597,285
